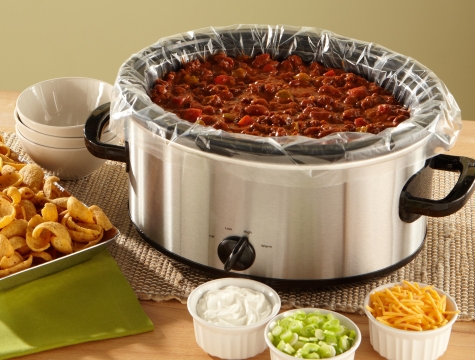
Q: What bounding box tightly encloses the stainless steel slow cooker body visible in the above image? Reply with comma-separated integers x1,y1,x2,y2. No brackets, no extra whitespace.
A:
126,117,430,281
85,25,475,286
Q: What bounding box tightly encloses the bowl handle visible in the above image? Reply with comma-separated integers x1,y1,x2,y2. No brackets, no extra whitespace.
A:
84,103,130,171
400,154,475,222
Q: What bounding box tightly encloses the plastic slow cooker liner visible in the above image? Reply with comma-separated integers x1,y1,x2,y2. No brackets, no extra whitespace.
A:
109,24,461,170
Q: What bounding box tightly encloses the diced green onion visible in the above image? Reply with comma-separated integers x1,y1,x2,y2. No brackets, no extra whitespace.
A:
267,332,274,342
338,335,350,351
284,343,296,355
281,329,293,342
302,343,320,353
301,325,316,337
323,330,337,345
334,325,347,337
314,329,325,340
289,333,299,346
269,311,355,358
322,319,340,333
318,343,336,358
289,320,304,333
297,348,309,357
334,346,343,356
305,353,320,359
272,325,283,337
280,318,292,328
305,315,321,325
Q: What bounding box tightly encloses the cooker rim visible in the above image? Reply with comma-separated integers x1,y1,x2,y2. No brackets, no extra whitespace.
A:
130,115,431,171
112,25,460,164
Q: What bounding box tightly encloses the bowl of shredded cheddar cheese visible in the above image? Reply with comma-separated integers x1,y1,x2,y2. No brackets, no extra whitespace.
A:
364,281,459,360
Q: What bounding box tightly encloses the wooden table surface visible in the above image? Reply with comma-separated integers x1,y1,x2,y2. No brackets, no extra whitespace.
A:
1,89,474,359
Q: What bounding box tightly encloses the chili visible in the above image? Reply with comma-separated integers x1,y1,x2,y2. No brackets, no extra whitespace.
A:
150,53,410,139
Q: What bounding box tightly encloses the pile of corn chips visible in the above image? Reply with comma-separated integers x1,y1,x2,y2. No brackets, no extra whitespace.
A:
0,134,113,278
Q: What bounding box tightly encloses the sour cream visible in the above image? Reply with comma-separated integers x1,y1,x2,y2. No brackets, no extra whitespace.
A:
196,285,272,327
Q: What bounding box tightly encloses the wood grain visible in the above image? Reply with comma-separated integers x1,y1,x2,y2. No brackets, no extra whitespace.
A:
0,90,19,133
14,300,475,360
1,90,474,359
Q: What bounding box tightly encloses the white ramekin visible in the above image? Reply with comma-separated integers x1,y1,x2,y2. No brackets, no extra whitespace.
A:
264,308,362,360
364,282,459,360
187,277,281,360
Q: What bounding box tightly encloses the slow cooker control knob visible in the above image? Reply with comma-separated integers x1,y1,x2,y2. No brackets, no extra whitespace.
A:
217,235,256,272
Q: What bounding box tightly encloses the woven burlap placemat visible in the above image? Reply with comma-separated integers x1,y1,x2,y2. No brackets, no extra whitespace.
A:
3,132,474,321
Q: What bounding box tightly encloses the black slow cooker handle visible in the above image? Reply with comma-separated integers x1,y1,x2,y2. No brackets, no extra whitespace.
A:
400,154,475,221
84,102,130,171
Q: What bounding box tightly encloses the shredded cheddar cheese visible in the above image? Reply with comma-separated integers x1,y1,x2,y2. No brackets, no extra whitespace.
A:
366,281,459,331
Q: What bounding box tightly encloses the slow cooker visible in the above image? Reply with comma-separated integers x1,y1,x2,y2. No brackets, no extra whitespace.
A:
84,25,475,287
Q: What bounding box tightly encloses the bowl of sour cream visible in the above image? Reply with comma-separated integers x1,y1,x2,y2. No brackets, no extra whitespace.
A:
187,277,281,359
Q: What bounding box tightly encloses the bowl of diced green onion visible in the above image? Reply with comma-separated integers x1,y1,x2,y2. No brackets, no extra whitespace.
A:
264,308,361,359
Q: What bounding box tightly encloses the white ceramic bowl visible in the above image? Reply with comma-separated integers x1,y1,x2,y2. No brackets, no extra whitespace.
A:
187,278,281,360
16,126,107,180
364,282,458,360
14,108,85,148
264,308,361,360
16,77,112,138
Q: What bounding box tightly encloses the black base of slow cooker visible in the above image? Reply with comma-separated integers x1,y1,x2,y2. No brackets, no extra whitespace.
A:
131,219,426,289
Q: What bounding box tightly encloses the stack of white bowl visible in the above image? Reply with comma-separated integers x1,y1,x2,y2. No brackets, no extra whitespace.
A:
15,77,115,180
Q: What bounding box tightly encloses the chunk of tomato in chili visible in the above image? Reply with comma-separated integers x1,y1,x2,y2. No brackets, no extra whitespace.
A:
354,117,369,127
262,63,277,73
347,86,367,99
217,56,234,69
323,70,336,77
252,53,271,67
377,104,392,114
214,75,233,85
238,115,253,126
181,108,202,122
171,96,188,107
